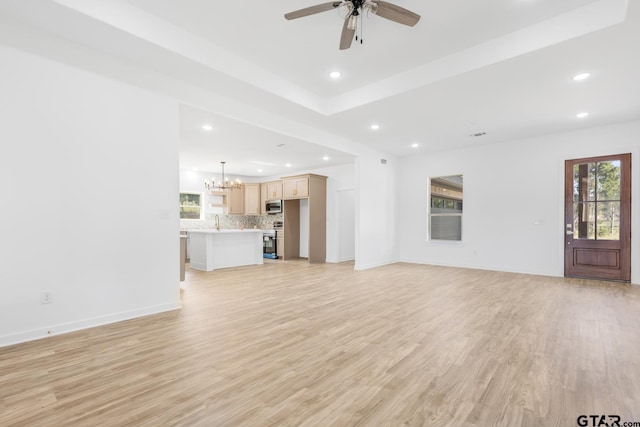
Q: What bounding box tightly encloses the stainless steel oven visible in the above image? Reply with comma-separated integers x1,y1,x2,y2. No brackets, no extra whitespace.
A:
263,230,277,259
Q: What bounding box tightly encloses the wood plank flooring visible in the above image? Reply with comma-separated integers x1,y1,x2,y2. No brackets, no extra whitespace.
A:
1,261,640,426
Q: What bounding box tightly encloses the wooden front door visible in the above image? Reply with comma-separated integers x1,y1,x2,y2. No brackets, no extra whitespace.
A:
565,154,631,281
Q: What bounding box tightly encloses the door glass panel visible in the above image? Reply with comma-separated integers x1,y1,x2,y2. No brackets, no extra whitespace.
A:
596,160,621,201
574,202,595,239
597,201,620,240
573,163,596,202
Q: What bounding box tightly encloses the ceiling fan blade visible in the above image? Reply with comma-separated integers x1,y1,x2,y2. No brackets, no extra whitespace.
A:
339,15,356,50
285,2,342,20
374,1,420,26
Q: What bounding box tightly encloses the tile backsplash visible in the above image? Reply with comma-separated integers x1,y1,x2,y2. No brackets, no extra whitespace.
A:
180,213,283,231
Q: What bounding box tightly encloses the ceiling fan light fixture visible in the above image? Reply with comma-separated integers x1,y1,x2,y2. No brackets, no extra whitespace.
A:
340,2,354,15
364,1,378,15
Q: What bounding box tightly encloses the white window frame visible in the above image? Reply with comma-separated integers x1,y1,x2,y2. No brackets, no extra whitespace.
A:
179,192,204,220
428,176,463,242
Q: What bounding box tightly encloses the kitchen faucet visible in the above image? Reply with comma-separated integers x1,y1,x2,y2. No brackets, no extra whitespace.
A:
215,214,220,231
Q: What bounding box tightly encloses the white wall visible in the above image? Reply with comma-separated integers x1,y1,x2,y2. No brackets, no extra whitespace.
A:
0,46,182,347
337,189,356,262
398,120,640,283
355,154,400,270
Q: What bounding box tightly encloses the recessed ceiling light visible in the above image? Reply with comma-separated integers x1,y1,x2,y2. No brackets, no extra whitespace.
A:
573,73,591,81
411,143,419,148
258,169,263,173
329,71,341,79
192,167,199,171
285,163,292,168
322,156,330,161
576,112,589,119
370,124,380,131
202,124,213,131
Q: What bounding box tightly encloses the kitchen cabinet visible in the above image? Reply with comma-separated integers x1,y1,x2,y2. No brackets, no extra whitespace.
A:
281,174,326,263
261,180,283,214
283,176,309,199
227,186,244,214
243,183,260,215
264,180,283,200
260,184,268,214
276,233,284,258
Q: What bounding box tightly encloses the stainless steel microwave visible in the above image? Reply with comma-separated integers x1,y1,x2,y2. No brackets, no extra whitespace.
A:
265,200,282,214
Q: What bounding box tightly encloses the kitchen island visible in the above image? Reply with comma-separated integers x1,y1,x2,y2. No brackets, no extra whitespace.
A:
188,229,264,272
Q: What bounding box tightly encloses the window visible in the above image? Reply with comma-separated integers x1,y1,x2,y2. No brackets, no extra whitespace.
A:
179,192,202,220
429,175,463,241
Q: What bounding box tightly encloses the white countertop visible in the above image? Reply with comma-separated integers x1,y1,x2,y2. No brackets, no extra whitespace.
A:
188,228,265,234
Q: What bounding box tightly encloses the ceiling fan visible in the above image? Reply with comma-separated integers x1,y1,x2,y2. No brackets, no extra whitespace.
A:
285,1,420,50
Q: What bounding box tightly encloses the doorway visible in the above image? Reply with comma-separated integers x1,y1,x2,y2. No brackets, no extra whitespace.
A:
564,154,631,281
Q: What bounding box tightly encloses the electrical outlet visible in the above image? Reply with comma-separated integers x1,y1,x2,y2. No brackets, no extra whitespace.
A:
41,291,53,304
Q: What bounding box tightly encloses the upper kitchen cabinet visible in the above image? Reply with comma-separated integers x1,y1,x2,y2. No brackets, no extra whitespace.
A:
264,181,283,200
260,184,268,214
226,186,244,215
243,183,260,215
283,176,309,199
261,180,283,214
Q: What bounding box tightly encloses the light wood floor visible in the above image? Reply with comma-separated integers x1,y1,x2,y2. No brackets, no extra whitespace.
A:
1,261,640,426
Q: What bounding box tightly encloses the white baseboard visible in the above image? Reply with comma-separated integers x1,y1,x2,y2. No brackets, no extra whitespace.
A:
354,258,400,271
326,257,355,264
399,257,561,278
0,301,182,348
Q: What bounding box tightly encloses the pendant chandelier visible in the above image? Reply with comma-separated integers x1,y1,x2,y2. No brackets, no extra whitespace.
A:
204,161,242,191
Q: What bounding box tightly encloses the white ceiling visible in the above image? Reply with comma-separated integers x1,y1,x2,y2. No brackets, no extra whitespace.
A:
179,104,354,176
1,0,639,176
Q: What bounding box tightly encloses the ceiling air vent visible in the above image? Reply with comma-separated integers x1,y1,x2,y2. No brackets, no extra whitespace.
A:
470,132,487,137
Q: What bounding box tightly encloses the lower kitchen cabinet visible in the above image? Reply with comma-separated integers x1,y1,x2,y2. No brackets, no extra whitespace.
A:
276,237,283,258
